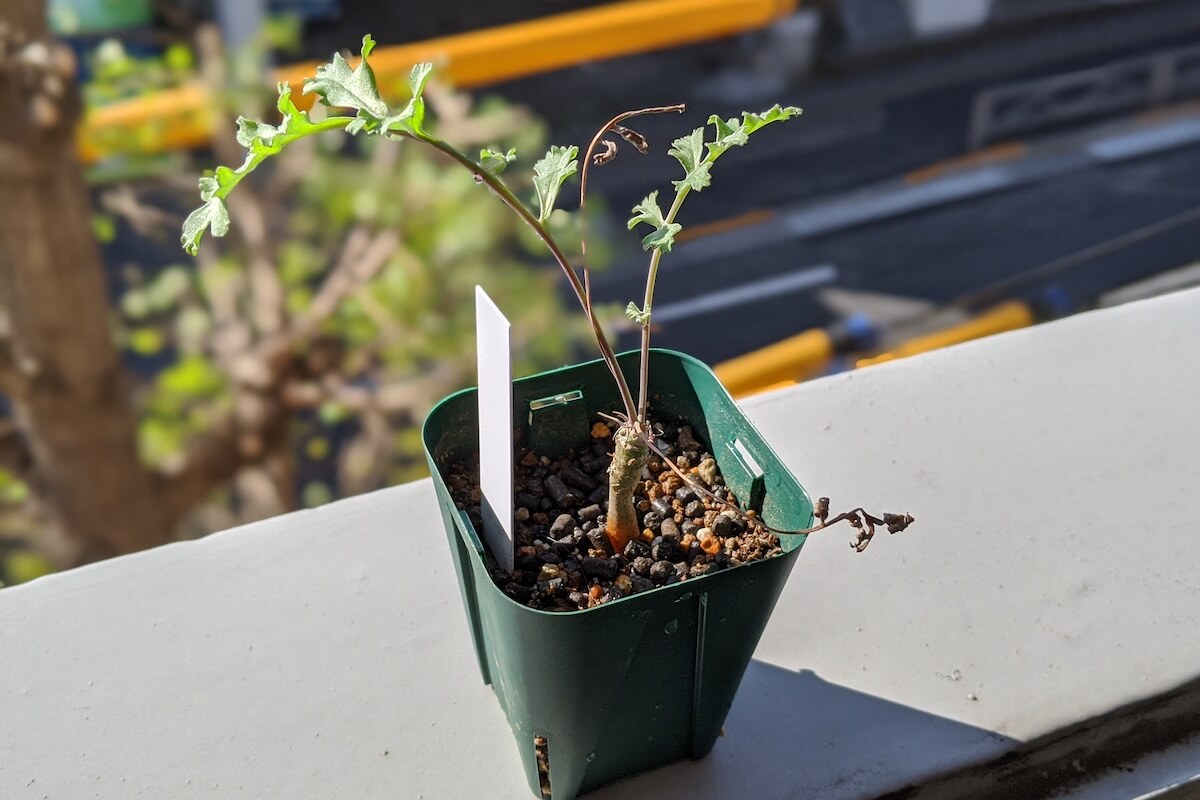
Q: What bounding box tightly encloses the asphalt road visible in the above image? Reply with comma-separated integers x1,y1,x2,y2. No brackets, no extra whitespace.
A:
587,138,1200,364
467,0,1200,365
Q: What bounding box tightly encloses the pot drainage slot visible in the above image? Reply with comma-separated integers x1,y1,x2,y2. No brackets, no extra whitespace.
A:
534,735,552,798
727,438,766,513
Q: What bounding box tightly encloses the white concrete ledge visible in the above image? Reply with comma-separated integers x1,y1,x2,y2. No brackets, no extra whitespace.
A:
3,288,1200,799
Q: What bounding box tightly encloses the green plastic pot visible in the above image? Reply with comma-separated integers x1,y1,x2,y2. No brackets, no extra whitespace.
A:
423,349,813,799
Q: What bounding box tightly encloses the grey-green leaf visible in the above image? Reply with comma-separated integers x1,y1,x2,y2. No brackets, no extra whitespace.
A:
625,302,651,326
702,104,803,170
303,34,389,124
627,191,682,253
480,147,517,176
627,191,665,230
409,62,433,98
705,115,748,159
377,62,436,136
641,222,682,254
236,117,282,149
668,127,711,192
532,145,579,224
180,193,229,256
741,104,802,136
183,44,408,255
403,62,434,135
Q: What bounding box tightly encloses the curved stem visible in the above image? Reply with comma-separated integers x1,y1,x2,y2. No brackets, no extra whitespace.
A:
637,186,689,424
578,104,685,329
409,132,639,421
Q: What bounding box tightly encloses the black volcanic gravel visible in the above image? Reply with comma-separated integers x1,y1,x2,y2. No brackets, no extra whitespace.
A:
444,417,783,611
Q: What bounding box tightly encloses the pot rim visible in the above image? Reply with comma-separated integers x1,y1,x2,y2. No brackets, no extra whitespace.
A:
422,347,811,617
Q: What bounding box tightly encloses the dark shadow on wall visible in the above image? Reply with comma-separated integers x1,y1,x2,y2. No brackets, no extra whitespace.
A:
589,661,1016,799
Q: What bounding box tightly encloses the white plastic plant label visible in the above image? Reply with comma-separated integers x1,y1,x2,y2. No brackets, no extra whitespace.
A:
475,286,515,573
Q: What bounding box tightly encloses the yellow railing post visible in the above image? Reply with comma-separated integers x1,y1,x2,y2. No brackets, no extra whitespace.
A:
78,0,798,164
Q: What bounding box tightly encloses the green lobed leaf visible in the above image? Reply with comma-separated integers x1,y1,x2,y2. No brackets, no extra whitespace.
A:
480,147,517,176
236,117,282,149
183,83,328,253
627,191,681,253
625,302,651,326
275,81,319,134
705,104,801,161
409,61,434,97
404,62,434,133
183,45,444,254
705,115,748,159
668,127,712,193
302,34,389,123
374,62,435,136
301,35,432,138
181,176,229,256
532,145,579,224
741,104,802,136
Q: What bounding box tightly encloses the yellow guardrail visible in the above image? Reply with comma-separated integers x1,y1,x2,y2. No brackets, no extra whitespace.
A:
715,328,833,398
716,301,1037,399
78,0,798,164
854,301,1034,369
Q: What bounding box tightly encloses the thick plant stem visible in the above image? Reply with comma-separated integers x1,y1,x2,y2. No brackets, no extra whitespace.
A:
605,423,648,552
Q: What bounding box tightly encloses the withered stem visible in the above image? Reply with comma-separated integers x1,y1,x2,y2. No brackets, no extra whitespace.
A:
645,437,911,551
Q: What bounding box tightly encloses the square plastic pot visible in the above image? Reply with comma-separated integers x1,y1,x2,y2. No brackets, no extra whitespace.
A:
422,349,813,800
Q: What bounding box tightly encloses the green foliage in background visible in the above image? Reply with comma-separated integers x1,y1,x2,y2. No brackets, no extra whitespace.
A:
0,31,596,584
83,38,195,107
129,97,587,497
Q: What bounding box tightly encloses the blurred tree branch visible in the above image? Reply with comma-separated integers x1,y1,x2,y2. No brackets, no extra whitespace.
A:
0,7,585,570
0,1,173,560
0,422,34,478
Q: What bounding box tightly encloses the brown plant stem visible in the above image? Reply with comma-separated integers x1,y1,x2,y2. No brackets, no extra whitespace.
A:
578,104,684,324
576,105,685,550
406,132,639,423
645,436,913,552
407,129,669,550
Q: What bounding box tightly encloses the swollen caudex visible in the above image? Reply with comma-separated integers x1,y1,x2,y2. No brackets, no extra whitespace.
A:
445,418,784,612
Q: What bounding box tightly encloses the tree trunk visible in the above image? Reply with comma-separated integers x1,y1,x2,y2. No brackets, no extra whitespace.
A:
0,1,175,559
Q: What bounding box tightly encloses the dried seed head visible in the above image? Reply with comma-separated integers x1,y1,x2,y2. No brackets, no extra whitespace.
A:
851,527,874,552
814,496,830,523
592,139,617,166
883,512,915,534
613,125,649,154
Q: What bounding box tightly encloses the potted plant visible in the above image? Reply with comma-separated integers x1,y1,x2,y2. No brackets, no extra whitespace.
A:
182,37,913,799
